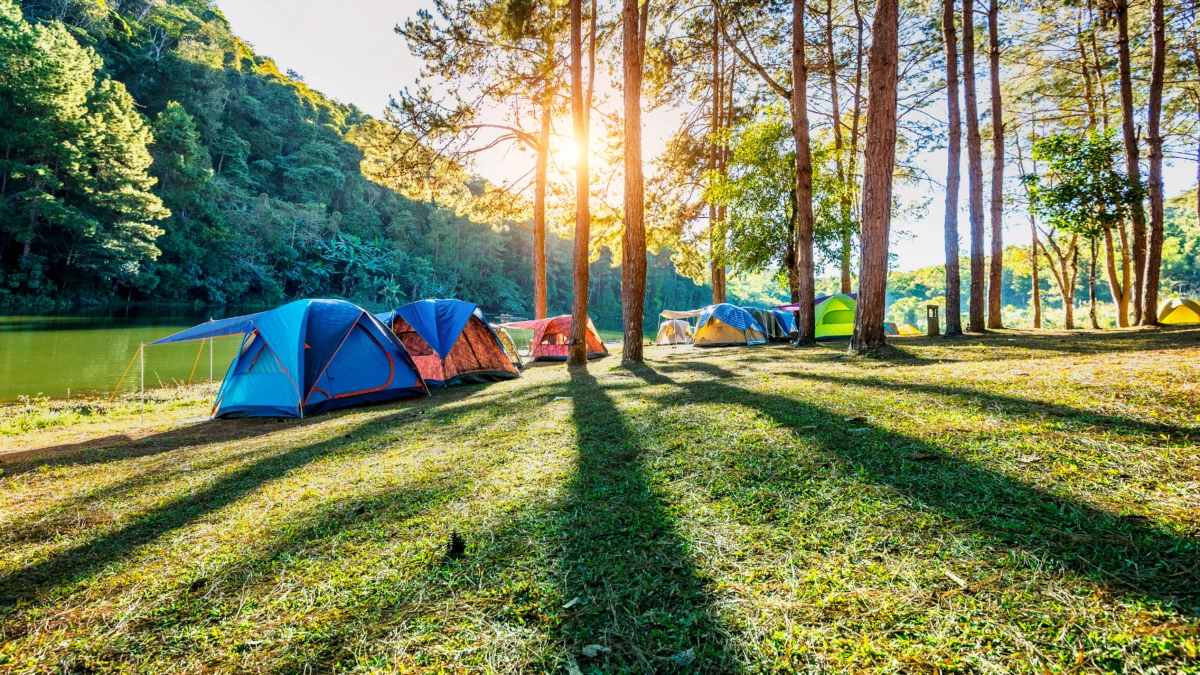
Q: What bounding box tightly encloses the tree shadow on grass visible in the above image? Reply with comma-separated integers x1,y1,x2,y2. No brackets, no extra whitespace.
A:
0,417,324,476
631,363,1200,619
857,326,1200,366
0,381,545,614
555,367,739,672
784,371,1198,439
0,382,504,477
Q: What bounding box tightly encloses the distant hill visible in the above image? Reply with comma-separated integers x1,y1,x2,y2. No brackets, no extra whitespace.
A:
1,0,727,322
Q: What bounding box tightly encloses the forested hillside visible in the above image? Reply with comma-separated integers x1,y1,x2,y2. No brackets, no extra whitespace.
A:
0,0,728,321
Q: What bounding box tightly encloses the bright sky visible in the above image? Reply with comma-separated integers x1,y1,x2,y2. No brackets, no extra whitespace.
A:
217,0,1197,273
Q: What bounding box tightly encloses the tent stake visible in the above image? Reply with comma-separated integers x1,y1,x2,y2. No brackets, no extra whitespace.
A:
140,344,145,426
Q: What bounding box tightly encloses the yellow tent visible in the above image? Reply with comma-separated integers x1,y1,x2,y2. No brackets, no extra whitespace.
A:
1158,298,1200,325
897,323,922,336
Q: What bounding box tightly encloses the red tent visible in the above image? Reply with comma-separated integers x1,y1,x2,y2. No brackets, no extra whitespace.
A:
502,315,608,362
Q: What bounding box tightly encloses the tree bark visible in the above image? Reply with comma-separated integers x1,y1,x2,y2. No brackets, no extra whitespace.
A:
788,188,800,302
1030,223,1042,328
1114,0,1147,324
710,11,726,304
1103,226,1129,326
962,0,986,332
793,0,817,343
1040,229,1078,329
568,0,592,367
1141,0,1165,325
849,0,899,353
533,94,551,320
621,0,649,363
827,0,853,294
847,0,864,203
986,0,1004,329
942,0,963,337
1088,237,1100,329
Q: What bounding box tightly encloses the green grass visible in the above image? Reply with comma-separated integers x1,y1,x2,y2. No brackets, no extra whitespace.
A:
1,327,1198,673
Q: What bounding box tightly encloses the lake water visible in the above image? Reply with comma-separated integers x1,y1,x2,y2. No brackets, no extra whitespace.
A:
0,308,261,402
0,309,633,402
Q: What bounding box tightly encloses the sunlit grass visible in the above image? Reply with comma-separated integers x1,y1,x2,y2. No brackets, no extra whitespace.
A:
1,327,1198,672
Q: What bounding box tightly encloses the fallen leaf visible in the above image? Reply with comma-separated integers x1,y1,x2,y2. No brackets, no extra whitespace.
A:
908,451,939,461
565,655,584,675
943,569,968,589
667,648,696,666
1016,454,1041,464
581,644,610,659
562,597,581,610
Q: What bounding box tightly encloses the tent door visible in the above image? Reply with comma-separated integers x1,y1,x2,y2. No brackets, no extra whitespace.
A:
307,320,395,404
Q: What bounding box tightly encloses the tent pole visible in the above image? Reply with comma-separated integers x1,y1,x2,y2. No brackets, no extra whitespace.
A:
139,344,145,426
209,338,212,384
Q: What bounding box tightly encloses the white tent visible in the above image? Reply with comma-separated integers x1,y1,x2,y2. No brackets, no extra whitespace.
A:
656,319,693,345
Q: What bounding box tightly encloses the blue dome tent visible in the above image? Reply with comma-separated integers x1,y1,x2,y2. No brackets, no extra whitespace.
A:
375,299,520,386
150,299,427,418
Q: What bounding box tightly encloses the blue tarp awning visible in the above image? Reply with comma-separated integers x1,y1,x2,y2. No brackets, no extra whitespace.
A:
148,311,266,345
698,303,763,332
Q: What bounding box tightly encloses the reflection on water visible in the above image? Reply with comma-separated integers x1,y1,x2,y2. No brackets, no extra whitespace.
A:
0,307,260,402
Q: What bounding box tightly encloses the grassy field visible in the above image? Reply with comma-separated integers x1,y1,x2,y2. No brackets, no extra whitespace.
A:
1,328,1198,673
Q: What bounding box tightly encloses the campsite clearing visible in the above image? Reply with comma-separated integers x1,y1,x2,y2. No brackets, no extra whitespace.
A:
1,328,1199,672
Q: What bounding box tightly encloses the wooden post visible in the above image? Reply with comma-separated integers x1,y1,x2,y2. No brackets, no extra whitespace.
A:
139,344,145,425
927,305,941,336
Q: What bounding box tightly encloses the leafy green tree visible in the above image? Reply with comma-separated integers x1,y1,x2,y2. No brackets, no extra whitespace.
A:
717,106,841,299
1023,130,1138,329
0,0,166,299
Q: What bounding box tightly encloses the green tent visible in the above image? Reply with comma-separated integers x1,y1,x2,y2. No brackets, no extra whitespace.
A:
815,294,856,339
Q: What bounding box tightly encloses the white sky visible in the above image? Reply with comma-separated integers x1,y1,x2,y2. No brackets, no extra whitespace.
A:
216,0,1197,273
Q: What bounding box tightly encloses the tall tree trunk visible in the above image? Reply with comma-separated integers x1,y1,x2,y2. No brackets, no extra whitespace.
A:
1016,131,1041,328
1141,0,1165,325
1103,226,1129,326
621,0,649,363
788,189,800,302
963,0,986,332
709,11,726,304
849,0,899,353
848,0,864,202
1030,223,1042,328
827,0,853,294
1088,237,1100,329
533,94,551,320
1040,230,1078,329
942,0,963,337
568,0,591,367
793,0,817,343
1115,0,1147,324
986,0,1004,329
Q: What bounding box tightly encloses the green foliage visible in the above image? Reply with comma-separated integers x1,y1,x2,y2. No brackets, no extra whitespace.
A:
0,0,168,300
713,106,843,287
1162,190,1200,298
1022,131,1140,239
